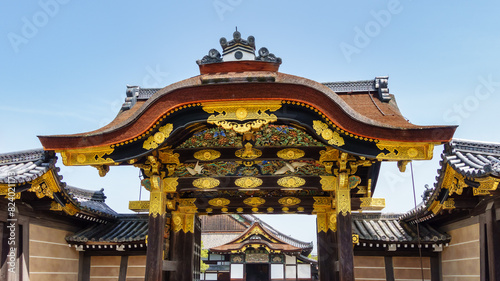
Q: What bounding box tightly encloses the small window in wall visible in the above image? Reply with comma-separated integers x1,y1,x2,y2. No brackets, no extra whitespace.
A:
204,273,218,280
209,254,224,261
286,265,297,279
271,264,284,279
285,255,297,264
298,264,311,278
230,264,244,279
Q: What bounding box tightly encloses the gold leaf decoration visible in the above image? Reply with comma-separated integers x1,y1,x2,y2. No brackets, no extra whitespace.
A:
59,146,115,166
202,101,282,134
193,178,220,189
209,198,230,207
129,200,150,212
320,176,337,191
143,123,174,150
313,120,344,147
376,141,433,160
194,149,221,161
163,178,179,193
235,177,263,189
277,148,305,160
235,143,262,160
359,198,385,211
278,197,301,206
243,197,265,207
277,176,306,188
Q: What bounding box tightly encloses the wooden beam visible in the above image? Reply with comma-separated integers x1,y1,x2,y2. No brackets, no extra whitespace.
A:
430,255,440,281
317,229,338,281
384,256,394,281
118,256,129,281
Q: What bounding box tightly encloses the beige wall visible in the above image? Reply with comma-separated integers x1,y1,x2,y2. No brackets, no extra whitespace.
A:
90,256,121,281
441,223,480,281
126,256,146,281
354,256,386,281
29,223,79,281
393,256,431,281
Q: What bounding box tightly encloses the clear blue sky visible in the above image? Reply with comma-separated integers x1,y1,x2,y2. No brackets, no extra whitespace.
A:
2,1,500,253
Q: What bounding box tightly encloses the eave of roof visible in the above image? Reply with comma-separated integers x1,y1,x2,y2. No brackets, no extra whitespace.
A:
38,71,456,150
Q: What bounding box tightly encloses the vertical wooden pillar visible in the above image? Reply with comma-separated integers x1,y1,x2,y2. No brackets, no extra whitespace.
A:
145,175,166,281
485,201,500,281
336,172,354,281
314,197,338,281
168,199,197,281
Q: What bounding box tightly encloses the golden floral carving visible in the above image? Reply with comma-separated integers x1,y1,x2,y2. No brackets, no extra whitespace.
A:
29,170,59,199
278,197,301,206
209,198,230,207
352,234,359,245
193,177,220,189
143,123,174,150
243,197,265,207
202,101,282,134
194,149,221,161
313,120,344,146
319,147,340,174
277,148,305,160
336,173,350,216
442,165,467,196
277,176,305,188
235,177,263,189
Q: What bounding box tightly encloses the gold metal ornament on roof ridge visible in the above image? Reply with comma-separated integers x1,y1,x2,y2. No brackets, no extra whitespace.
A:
243,197,265,207
277,176,306,188
235,177,263,189
193,177,220,189
143,123,174,150
194,149,221,161
202,100,282,134
313,120,344,147
278,197,301,206
209,198,231,207
277,148,305,160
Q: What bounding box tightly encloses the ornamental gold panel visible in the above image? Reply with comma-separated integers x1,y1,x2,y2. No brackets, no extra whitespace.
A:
277,176,306,188
129,200,150,212
235,177,263,189
28,170,60,199
143,123,174,150
277,148,305,160
278,197,301,206
193,178,220,189
58,146,115,166
359,198,386,211
194,149,221,161
243,197,265,207
235,143,262,160
313,120,344,147
202,100,282,134
442,164,467,196
352,234,360,245
163,178,179,192
376,141,434,160
209,198,230,207
320,176,337,191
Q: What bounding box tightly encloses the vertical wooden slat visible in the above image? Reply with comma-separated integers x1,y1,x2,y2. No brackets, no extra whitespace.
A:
80,253,91,281
430,255,440,281
480,214,487,281
384,256,394,281
146,214,165,281
119,256,129,281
